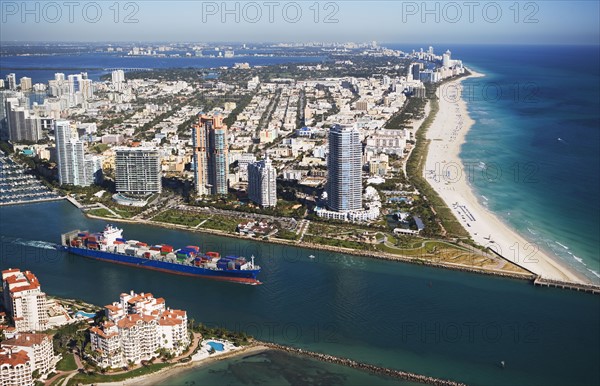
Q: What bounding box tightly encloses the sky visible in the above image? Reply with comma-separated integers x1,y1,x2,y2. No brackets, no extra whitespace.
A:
0,0,598,44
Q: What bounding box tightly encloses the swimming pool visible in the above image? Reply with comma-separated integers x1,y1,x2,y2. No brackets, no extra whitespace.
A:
75,311,96,319
207,341,224,351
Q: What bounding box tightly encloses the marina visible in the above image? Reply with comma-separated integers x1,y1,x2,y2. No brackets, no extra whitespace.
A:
0,153,61,206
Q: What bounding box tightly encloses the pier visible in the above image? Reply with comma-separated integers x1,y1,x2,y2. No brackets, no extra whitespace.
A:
534,276,600,295
258,341,466,386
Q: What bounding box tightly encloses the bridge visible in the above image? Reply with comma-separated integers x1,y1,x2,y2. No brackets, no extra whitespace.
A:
104,67,153,72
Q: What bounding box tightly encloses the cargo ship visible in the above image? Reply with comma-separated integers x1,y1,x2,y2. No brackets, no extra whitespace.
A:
60,225,261,285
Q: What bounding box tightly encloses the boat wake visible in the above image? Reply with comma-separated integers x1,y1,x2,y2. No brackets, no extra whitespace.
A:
3,236,57,250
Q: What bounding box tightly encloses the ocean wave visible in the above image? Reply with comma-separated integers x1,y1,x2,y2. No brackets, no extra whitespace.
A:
588,269,600,279
572,255,585,265
555,241,569,250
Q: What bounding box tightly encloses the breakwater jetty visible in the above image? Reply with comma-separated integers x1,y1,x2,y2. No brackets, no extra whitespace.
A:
258,341,467,386
534,276,600,295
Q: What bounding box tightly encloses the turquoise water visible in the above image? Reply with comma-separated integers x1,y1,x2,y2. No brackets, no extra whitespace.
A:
207,341,224,352
389,44,600,284
158,350,420,386
0,201,598,385
74,311,96,318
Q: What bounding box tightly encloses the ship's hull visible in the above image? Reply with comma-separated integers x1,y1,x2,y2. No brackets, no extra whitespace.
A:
66,247,261,285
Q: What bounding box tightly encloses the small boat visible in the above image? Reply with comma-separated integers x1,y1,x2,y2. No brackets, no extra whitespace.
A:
308,255,315,259
500,360,506,369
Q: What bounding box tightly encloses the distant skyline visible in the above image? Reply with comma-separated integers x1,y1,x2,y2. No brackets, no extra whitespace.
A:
1,1,598,45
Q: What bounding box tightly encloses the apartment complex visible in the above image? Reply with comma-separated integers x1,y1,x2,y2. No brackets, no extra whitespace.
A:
1,269,48,332
89,291,189,368
1,333,55,378
0,348,32,386
192,114,228,196
55,120,102,186
326,124,363,212
248,155,277,208
115,147,162,194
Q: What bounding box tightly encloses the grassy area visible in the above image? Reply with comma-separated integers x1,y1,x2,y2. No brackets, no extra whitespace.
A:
152,209,207,227
67,363,171,386
303,235,372,251
273,229,299,241
87,208,116,217
56,353,78,371
200,215,241,233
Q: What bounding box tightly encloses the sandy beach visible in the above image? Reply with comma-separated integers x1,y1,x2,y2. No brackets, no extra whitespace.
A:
423,70,588,284
97,344,269,386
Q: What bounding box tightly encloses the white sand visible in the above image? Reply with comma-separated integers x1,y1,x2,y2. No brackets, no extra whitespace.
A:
423,70,588,284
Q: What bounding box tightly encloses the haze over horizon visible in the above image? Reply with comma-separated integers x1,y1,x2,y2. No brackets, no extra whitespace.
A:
1,1,598,45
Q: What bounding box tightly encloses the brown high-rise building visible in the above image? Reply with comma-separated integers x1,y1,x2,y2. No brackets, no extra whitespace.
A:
192,114,228,196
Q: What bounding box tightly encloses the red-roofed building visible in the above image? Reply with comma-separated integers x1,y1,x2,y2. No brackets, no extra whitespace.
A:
1,333,55,379
89,290,188,368
1,269,48,332
0,348,33,386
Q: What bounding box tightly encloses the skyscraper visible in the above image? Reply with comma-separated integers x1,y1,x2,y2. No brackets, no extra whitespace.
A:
115,147,162,194
55,120,87,186
248,155,277,208
327,124,363,212
6,73,16,90
19,77,32,92
192,114,229,196
5,97,42,142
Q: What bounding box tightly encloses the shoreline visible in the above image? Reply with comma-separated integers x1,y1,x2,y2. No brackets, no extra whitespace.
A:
82,212,536,283
424,69,590,284
99,341,466,386
97,344,269,386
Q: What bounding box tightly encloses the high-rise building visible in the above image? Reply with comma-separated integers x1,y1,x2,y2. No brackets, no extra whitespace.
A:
248,155,277,208
192,114,228,195
1,269,49,332
326,124,363,212
67,74,81,94
6,73,16,90
442,49,452,67
111,69,125,91
19,77,32,92
55,120,87,186
5,97,42,142
115,147,162,194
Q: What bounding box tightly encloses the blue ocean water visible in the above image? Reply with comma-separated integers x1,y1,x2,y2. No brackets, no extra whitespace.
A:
392,44,600,283
0,52,325,84
0,201,599,385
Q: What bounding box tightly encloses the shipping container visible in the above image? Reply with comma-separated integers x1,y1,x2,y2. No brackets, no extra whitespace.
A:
116,238,126,242
161,245,174,253
206,251,220,258
136,242,148,247
186,245,200,252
